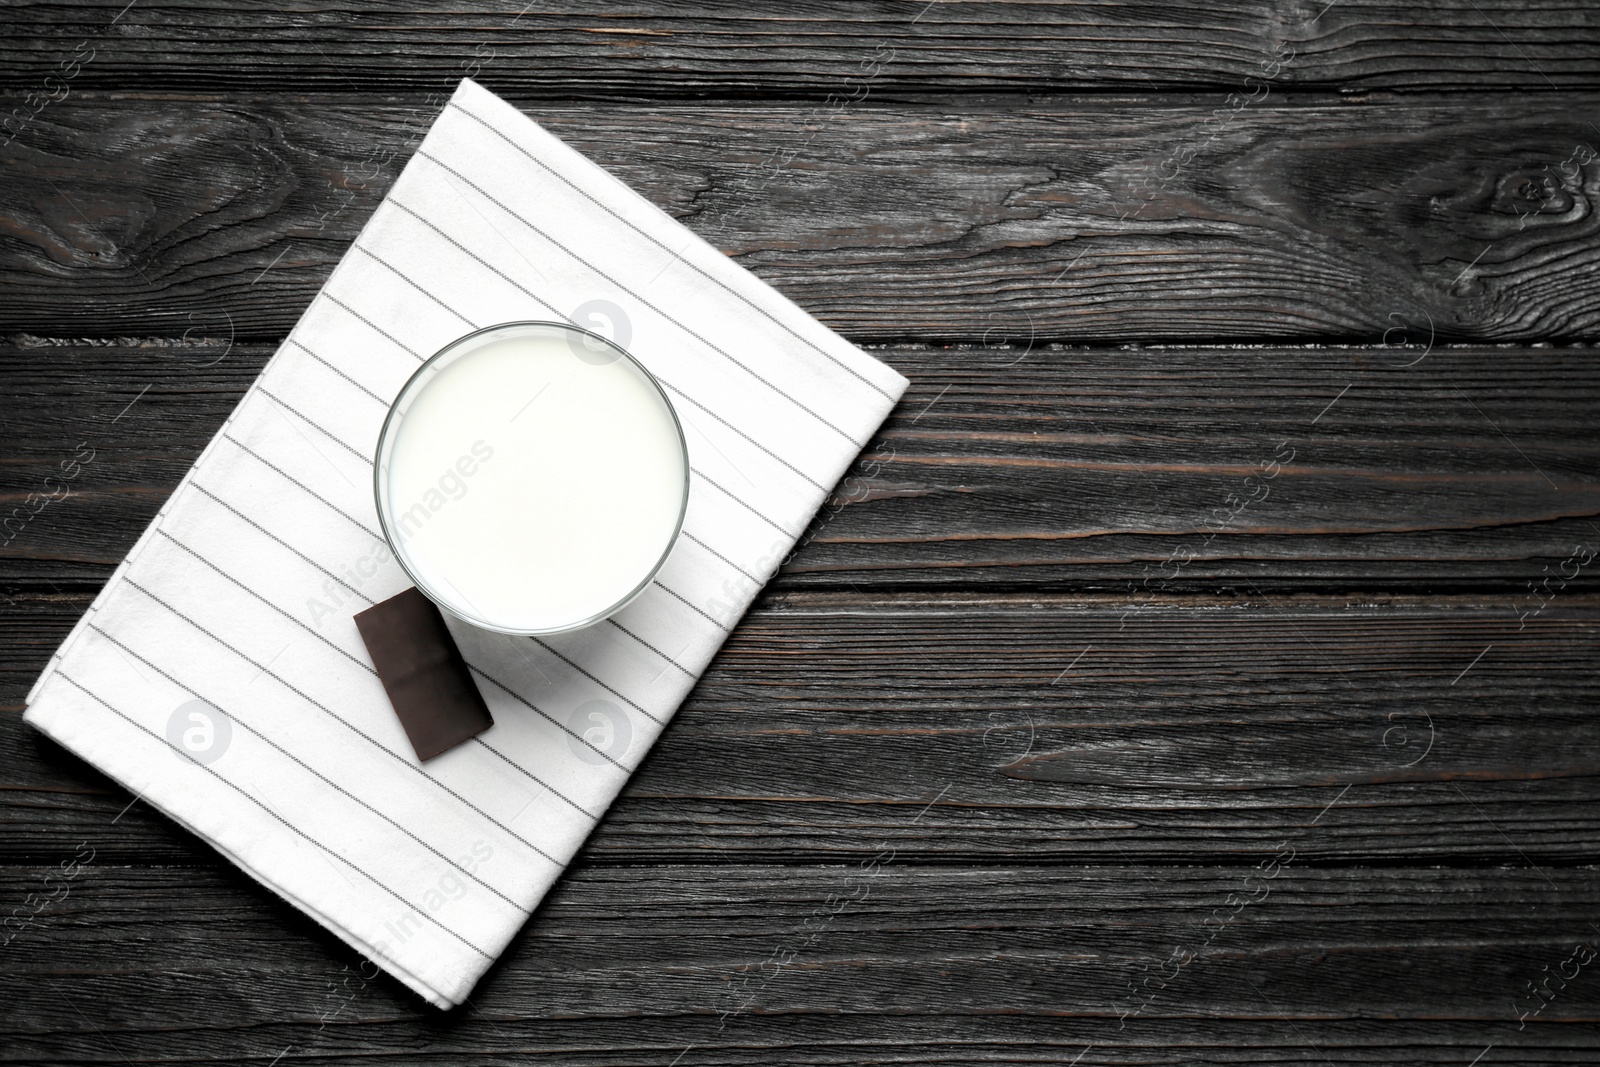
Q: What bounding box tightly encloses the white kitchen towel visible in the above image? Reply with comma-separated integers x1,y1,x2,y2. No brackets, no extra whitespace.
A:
24,78,907,1008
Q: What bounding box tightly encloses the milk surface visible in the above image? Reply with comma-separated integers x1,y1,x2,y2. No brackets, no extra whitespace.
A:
379,325,687,634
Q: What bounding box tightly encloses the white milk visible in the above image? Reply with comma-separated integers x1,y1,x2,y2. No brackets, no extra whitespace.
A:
376,322,687,634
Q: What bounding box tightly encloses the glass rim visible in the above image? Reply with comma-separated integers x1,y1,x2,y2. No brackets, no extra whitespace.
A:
372,319,690,636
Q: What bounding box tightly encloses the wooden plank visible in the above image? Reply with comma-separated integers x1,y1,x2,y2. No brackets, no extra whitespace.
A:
7,588,1599,863
803,342,1600,588
3,1,1598,95
2,862,1597,1062
3,97,1599,342
3,341,1594,590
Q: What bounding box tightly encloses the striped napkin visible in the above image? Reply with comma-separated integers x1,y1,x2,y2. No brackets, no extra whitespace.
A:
24,78,907,1008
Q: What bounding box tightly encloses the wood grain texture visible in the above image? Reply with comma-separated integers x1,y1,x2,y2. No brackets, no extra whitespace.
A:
3,97,1600,343
7,586,1600,864
4,1,1600,1059
2,862,1597,1063
3,0,1599,95
3,341,1595,591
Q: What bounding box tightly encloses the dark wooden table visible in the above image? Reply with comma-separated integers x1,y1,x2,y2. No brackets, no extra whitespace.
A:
4,3,1600,1063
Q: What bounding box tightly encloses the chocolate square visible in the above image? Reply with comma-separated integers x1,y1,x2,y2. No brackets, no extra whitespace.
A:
354,587,494,761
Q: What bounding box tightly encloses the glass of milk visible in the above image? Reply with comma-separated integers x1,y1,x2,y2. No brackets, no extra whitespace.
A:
373,321,689,635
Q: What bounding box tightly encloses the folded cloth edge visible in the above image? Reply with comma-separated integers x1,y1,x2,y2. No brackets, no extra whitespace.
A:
25,703,457,1008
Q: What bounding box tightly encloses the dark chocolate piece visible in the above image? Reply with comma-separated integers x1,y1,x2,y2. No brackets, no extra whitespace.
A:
354,587,493,761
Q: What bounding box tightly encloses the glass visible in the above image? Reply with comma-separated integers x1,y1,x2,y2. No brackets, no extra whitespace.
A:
373,321,689,636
